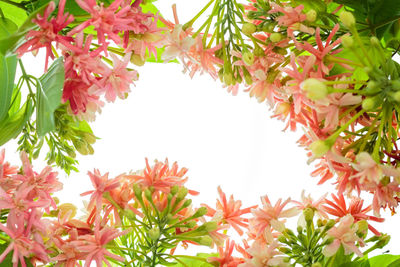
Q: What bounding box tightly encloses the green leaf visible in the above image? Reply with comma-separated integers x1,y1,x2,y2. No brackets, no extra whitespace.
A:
0,99,33,146
369,254,400,266
0,17,18,39
171,253,218,267
36,57,65,136
0,53,17,121
339,260,370,267
0,2,28,28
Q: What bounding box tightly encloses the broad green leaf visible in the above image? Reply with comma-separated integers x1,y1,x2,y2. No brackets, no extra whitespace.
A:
36,56,65,136
0,2,28,27
0,53,17,121
8,86,22,115
0,17,18,39
0,99,33,146
339,260,370,267
369,254,400,266
388,259,400,267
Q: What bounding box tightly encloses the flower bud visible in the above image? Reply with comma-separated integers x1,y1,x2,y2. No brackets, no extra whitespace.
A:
310,140,330,158
365,80,380,95
184,220,197,229
124,208,136,220
203,221,218,232
130,54,145,66
243,51,255,66
391,79,400,90
339,11,355,28
254,45,264,57
306,10,317,22
223,72,234,85
362,95,382,111
170,185,179,195
270,32,282,43
376,234,390,248
148,227,160,241
312,263,322,267
176,187,188,201
182,199,192,209
133,184,142,200
277,235,287,243
341,35,354,48
144,189,152,202
242,23,257,35
356,220,368,238
370,36,381,47
193,207,208,218
393,91,400,102
83,132,96,144
381,176,390,186
301,78,328,100
279,247,291,253
58,203,77,220
325,219,336,229
303,208,314,224
197,236,213,247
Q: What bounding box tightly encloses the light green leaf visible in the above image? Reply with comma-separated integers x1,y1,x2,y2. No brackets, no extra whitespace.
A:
0,53,17,121
0,99,33,146
36,57,65,136
0,2,28,27
369,254,400,266
0,17,18,39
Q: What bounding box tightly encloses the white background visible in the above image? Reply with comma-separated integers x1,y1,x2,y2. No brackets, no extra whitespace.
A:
4,0,400,257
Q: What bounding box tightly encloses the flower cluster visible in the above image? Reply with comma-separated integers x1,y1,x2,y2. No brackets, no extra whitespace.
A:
17,0,163,120
203,189,388,267
164,0,400,218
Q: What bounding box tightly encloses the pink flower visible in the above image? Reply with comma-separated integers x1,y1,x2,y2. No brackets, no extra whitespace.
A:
15,153,62,210
92,53,138,102
127,159,189,194
292,190,329,219
80,170,121,213
323,215,363,257
351,152,400,185
207,239,244,267
0,183,49,228
72,227,130,267
0,149,18,178
162,24,196,62
16,0,75,70
238,239,287,267
70,0,132,47
202,186,256,236
323,193,384,235
0,223,33,267
249,196,299,237
62,70,104,118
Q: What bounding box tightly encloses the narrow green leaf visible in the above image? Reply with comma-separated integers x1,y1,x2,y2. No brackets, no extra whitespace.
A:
0,99,33,146
36,57,65,136
0,53,17,121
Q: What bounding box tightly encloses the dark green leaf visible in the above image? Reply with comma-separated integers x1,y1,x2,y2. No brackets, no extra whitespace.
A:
0,53,17,121
339,260,370,267
0,99,33,146
36,57,65,136
171,253,217,267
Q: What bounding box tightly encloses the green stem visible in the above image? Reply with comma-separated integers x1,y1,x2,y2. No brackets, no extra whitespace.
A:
350,27,373,66
327,109,365,144
372,106,389,161
18,59,37,106
183,0,215,30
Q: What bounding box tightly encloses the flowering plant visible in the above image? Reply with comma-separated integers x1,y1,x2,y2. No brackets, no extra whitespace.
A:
1,0,400,266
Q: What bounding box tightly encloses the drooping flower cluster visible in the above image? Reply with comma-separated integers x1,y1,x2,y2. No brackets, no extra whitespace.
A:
17,0,164,121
